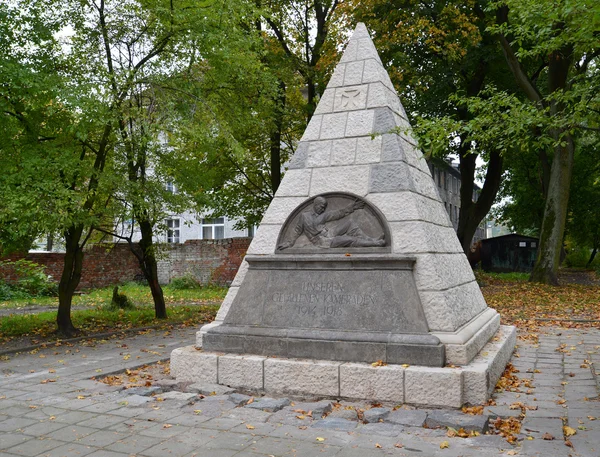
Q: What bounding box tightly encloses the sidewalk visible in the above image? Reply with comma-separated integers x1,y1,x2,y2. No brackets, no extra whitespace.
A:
1,326,598,456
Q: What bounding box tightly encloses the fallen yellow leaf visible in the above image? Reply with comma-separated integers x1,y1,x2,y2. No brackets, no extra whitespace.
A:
564,426,577,437
316,437,325,442
440,441,449,449
246,424,255,430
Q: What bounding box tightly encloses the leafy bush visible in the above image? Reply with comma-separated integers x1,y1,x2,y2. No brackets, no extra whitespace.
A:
564,246,599,269
0,260,58,298
169,273,202,290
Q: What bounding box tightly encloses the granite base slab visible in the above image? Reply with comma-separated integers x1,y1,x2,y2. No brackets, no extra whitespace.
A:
171,325,516,408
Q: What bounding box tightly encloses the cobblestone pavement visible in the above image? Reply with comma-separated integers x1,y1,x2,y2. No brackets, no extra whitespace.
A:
1,326,599,457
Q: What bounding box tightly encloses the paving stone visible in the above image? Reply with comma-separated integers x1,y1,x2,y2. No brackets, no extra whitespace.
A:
20,421,69,436
521,417,564,439
328,406,359,421
244,397,291,413
425,410,489,433
6,438,68,456
385,409,427,427
155,391,197,402
266,408,312,426
121,394,152,406
104,434,161,455
187,383,235,396
228,393,252,407
356,422,402,437
483,405,522,419
291,400,334,419
123,386,162,396
222,405,275,425
312,417,358,431
362,407,391,423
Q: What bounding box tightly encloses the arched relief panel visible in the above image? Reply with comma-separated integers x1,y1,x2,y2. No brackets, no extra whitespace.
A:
276,192,392,254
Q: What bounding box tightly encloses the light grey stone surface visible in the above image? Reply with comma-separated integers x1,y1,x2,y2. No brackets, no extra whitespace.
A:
214,286,238,322
444,311,501,365
343,61,365,86
307,140,332,168
331,138,357,165
171,348,218,384
389,221,464,254
287,142,308,169
326,63,346,88
405,367,463,408
345,110,374,137
244,224,280,255
218,355,265,390
187,384,235,396
300,114,322,141
310,165,370,196
264,358,340,397
425,410,490,432
386,410,427,427
419,279,488,333
275,168,312,197
261,196,308,225
320,112,348,140
313,88,335,115
244,397,291,413
340,363,404,402
355,136,382,164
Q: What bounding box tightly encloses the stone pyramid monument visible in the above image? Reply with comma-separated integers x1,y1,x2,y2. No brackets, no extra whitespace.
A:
172,24,515,408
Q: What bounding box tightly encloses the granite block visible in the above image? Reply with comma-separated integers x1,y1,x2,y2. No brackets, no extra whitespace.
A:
340,363,404,402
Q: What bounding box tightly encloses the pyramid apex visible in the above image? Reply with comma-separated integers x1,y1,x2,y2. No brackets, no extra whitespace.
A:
351,22,370,39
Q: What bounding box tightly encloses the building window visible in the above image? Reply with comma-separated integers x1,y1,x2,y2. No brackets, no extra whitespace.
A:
165,181,176,194
453,176,458,194
454,205,459,223
443,171,448,190
247,226,255,238
202,217,225,239
531,242,537,248
167,219,180,243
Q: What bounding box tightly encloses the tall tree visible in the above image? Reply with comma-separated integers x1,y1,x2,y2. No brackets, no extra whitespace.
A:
489,0,600,284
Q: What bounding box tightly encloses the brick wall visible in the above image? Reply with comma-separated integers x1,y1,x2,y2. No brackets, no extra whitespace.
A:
157,238,251,286
1,238,251,289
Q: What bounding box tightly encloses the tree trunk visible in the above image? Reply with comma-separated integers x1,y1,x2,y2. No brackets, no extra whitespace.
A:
57,226,84,336
456,145,504,255
137,218,167,319
530,38,574,285
270,79,286,194
530,135,574,285
586,246,597,269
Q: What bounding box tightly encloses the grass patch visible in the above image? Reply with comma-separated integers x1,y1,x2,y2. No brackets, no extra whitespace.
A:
0,282,227,310
0,304,219,343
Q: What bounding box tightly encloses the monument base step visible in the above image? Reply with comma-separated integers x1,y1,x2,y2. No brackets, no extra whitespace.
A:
171,325,516,408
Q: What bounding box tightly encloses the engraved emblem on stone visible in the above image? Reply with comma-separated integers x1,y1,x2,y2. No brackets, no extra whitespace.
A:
340,88,363,109
276,193,390,253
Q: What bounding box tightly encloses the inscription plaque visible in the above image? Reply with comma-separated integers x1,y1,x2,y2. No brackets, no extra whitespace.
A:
203,254,445,366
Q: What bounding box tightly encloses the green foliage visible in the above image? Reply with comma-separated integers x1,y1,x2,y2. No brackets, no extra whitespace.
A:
0,282,227,309
168,274,202,290
0,304,219,342
563,247,598,269
0,260,58,299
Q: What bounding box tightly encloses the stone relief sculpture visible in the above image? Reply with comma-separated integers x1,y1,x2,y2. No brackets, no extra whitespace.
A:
277,195,387,251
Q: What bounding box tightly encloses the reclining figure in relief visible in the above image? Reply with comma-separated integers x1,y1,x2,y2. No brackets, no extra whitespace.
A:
278,196,385,250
